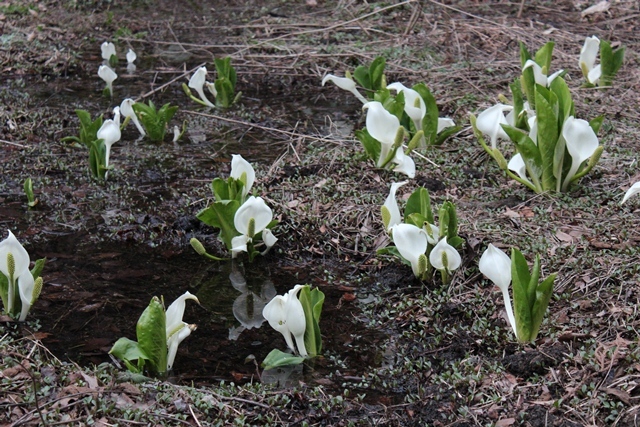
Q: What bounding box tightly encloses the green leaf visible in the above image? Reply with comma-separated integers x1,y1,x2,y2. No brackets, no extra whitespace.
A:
413,83,438,146
369,57,386,92
196,200,240,250
405,187,433,224
435,125,462,146
519,43,536,108
534,42,555,74
262,349,305,370
549,77,574,125
511,249,533,343
298,285,324,357
529,273,556,341
509,79,528,130
599,41,625,87
136,297,167,375
0,274,8,316
439,201,459,242
30,258,46,280
589,115,604,135
109,338,150,374
502,125,543,189
534,87,559,191
353,65,371,91
355,129,381,164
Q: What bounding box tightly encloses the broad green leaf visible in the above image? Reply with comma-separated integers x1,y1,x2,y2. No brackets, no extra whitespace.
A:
589,116,604,134
30,258,46,280
534,42,555,74
383,90,405,121
511,249,533,342
549,77,574,125
355,129,381,164
136,296,167,375
109,337,150,374
197,200,240,250
509,79,528,130
405,212,427,229
600,41,624,87
527,255,541,306
440,201,458,241
502,125,543,183
435,124,462,146
369,56,386,92
262,349,305,370
298,285,324,356
405,187,433,224
353,65,371,90
534,88,559,191
0,274,8,315
529,273,556,341
413,83,438,145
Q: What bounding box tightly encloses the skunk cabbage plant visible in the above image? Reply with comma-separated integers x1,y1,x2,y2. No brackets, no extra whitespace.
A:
262,284,325,370
109,292,198,375
120,98,146,138
196,155,278,261
322,74,368,104
0,230,45,321
98,65,117,97
479,244,556,343
579,36,624,87
471,41,604,193
379,186,464,284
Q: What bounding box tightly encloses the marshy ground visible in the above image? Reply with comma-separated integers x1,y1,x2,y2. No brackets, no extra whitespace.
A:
1,0,640,425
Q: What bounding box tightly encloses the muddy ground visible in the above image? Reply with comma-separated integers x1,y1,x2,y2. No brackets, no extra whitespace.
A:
1,0,640,425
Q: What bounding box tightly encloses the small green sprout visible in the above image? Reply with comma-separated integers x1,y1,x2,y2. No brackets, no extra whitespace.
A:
23,178,37,208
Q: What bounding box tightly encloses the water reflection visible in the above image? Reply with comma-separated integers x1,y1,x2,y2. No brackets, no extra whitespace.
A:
228,266,276,340
196,262,276,341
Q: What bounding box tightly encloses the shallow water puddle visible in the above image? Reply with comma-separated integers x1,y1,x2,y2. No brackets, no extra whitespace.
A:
25,235,383,389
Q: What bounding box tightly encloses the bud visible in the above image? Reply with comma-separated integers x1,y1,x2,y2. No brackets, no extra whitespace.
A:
190,238,207,255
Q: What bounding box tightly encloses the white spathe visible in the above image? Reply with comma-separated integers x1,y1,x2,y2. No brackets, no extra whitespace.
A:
231,196,274,256
262,284,308,356
165,291,199,371
387,82,425,124
580,36,602,85
382,181,408,231
391,223,428,278
437,117,456,134
101,42,116,60
363,101,402,167
98,65,117,95
621,181,640,205
230,154,255,198
429,237,461,272
562,116,599,190
126,49,136,64
476,103,514,149
97,116,122,169
479,244,516,335
120,98,146,137
508,153,532,185
188,67,215,107
321,74,367,104
0,230,33,316
522,59,563,87
392,148,416,178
